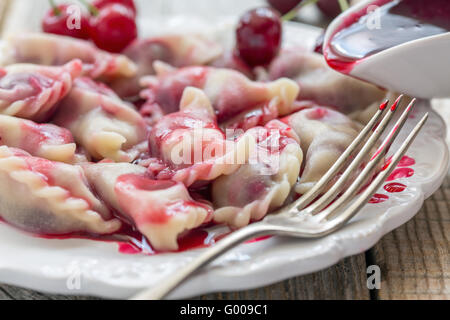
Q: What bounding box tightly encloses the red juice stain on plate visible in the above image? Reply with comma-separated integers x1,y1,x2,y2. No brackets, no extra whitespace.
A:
0,214,228,256
117,229,273,255
118,242,142,255
382,156,393,171
384,182,407,193
382,155,415,171
369,194,389,204
387,167,414,181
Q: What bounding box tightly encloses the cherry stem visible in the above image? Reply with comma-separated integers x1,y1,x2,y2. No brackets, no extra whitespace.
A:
78,0,99,16
49,0,61,16
337,0,350,12
282,0,320,22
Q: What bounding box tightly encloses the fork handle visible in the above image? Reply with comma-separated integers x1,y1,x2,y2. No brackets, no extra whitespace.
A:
130,222,273,300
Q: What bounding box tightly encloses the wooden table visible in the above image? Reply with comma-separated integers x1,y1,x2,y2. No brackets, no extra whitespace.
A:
0,0,448,300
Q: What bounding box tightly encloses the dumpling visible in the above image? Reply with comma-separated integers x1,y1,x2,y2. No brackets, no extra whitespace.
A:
268,48,385,114
110,34,222,98
0,115,77,163
52,77,148,162
0,33,137,81
349,91,399,124
140,62,299,123
283,106,363,194
83,162,213,251
148,87,255,187
220,100,320,131
219,102,280,131
0,60,82,122
213,120,303,228
0,146,121,235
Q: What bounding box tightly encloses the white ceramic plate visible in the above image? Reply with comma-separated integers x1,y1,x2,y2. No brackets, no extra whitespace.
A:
0,18,448,300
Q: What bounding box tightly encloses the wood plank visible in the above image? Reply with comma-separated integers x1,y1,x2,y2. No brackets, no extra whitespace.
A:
370,173,450,300
1,0,48,36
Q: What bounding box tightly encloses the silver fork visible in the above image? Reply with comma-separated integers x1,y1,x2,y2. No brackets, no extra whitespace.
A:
131,96,427,300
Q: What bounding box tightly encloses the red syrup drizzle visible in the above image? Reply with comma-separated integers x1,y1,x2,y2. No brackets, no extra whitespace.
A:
1,161,418,252
118,229,213,255
0,215,273,256
384,154,417,168
387,167,414,181
246,235,272,244
118,242,142,255
385,155,415,181
398,155,416,167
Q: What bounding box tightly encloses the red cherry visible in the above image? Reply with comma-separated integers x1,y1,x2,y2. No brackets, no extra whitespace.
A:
317,0,342,18
236,7,282,67
89,4,138,53
266,0,302,15
92,0,137,15
42,4,90,39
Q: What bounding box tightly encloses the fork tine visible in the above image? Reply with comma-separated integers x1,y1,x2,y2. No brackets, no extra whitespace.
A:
314,98,417,221
287,99,391,213
302,95,405,215
323,112,428,231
